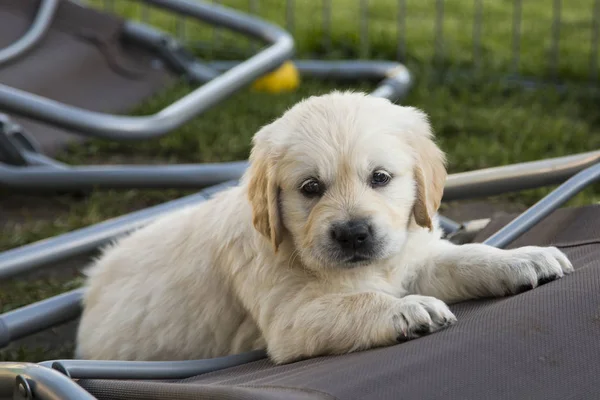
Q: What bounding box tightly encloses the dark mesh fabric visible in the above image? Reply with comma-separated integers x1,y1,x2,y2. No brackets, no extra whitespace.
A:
78,205,600,400
0,0,172,155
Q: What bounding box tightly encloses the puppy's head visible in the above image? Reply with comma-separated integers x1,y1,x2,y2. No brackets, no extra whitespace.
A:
246,91,446,271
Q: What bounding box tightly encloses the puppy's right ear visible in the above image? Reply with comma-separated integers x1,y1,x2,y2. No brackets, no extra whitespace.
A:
246,126,284,252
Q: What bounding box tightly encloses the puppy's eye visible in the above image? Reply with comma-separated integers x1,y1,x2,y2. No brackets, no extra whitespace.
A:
371,170,391,187
300,178,322,197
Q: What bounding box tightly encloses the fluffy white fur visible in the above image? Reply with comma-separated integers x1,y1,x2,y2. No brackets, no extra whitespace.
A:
76,91,573,364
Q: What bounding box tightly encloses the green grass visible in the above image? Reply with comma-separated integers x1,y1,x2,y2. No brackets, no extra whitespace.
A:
1,0,599,361
89,0,600,82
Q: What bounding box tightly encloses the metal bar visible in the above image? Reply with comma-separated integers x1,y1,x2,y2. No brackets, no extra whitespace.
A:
208,60,413,102
0,0,59,66
484,162,600,248
438,215,462,236
0,290,83,349
443,150,600,201
123,22,220,83
0,161,247,191
208,59,402,79
21,150,69,169
38,349,267,380
0,123,27,167
0,0,294,140
369,64,412,101
0,363,97,400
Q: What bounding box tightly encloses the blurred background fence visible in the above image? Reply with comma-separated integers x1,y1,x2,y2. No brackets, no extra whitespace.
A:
91,0,600,88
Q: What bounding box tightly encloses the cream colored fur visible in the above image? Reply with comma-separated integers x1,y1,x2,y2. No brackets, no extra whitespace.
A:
76,91,573,364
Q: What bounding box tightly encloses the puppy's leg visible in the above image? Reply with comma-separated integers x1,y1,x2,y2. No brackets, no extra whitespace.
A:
409,240,573,303
264,291,456,364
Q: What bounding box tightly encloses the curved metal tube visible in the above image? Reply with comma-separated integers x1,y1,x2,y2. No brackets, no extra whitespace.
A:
0,0,59,66
38,349,267,380
444,150,600,201
0,161,248,190
0,290,83,349
484,162,600,248
209,59,413,102
0,362,96,400
0,0,294,140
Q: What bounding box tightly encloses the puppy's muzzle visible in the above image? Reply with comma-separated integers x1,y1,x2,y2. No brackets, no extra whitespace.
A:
330,219,376,263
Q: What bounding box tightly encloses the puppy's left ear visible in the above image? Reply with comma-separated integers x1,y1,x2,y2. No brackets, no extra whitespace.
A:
246,126,284,251
404,108,447,230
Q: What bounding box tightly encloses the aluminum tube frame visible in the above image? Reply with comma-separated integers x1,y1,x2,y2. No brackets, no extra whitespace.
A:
209,59,406,80
0,290,83,349
0,349,267,400
3,146,595,194
123,21,221,84
208,59,413,101
37,349,267,380
0,362,96,400
443,150,600,201
0,161,249,191
484,162,600,248
0,0,295,140
0,0,59,66
438,215,462,235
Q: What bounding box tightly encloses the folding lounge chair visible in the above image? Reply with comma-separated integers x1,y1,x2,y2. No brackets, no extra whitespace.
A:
0,156,599,400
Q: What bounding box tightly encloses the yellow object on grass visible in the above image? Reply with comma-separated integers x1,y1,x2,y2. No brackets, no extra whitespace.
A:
252,61,300,93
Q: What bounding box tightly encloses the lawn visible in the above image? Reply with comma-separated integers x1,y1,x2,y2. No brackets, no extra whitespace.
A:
1,0,599,361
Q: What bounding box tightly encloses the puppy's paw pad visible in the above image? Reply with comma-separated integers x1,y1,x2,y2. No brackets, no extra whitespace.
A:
516,281,537,293
412,324,431,335
537,274,559,286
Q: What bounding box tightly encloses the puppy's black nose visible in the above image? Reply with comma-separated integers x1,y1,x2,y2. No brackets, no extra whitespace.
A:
331,219,373,251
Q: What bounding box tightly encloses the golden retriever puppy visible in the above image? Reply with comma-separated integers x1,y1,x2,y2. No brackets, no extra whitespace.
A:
76,91,573,364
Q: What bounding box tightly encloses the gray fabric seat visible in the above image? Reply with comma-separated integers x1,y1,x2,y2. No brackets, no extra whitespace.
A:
77,204,600,400
0,0,172,155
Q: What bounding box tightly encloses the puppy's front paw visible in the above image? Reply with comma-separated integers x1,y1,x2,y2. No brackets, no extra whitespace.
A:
500,246,573,294
392,295,456,342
